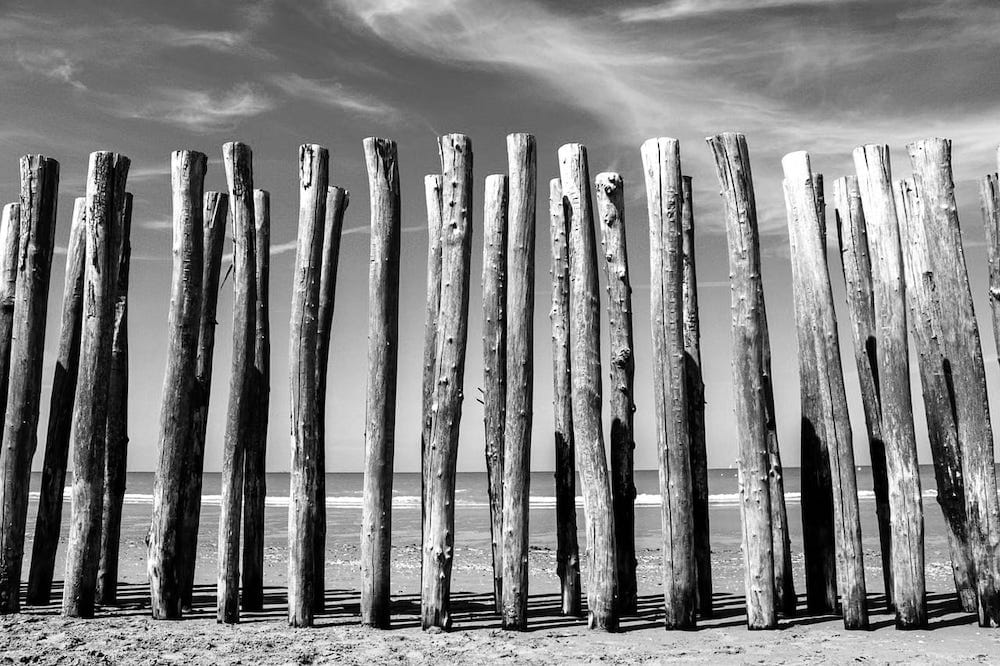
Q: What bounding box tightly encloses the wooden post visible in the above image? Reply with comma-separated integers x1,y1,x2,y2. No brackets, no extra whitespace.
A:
288,144,328,628
706,132,776,630
0,204,19,444
148,152,206,619
361,138,401,629
910,138,1000,626
559,143,618,632
98,191,133,605
853,143,925,628
219,141,257,624
548,178,582,617
833,176,894,610
178,191,228,610
481,173,507,615
895,177,976,612
782,151,867,628
421,133,473,631
596,170,638,618
983,172,1000,373
314,185,348,613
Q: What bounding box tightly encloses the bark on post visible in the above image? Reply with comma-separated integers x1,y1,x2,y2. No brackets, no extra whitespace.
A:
178,191,228,610
361,137,401,629
782,152,867,629
98,190,133,605
853,143,925,628
421,175,444,568
288,144,328,628
706,132,776,630
241,188,270,612
910,138,1000,626
421,133,473,631
219,141,257,624
895,177,976,613
681,176,712,618
481,173,507,615
549,178,582,617
641,139,696,629
558,143,618,632
833,176,894,610
148,152,206,619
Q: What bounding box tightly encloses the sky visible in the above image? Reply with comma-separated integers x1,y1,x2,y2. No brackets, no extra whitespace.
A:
2,0,1000,474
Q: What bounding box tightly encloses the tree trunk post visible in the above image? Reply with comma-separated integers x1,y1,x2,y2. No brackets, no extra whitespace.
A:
983,172,1000,374
0,203,19,445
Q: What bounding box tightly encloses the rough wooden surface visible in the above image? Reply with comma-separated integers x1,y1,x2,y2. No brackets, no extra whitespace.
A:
288,144,328,628
481,173,507,615
219,141,257,624
362,137,400,629
853,143,925,628
421,134,473,631
706,132,776,630
983,173,1000,377
641,139,695,629
833,175,894,610
559,143,618,632
0,201,21,608
148,152,206,619
910,138,1000,626
548,178,581,617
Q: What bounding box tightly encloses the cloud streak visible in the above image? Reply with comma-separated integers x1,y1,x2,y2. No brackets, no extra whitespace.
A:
113,84,274,132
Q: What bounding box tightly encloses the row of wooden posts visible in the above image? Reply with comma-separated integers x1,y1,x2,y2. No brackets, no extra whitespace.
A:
0,133,999,634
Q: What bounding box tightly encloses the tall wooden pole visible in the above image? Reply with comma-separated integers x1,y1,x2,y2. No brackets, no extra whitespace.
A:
288,144,328,628
983,172,1000,374
853,143,925,628
421,133,473,631
178,191,228,610
148,151,206,619
706,132,776,630
361,137,401,629
0,203,19,444
559,143,618,632
219,141,257,624
548,178,581,617
481,173,507,614
910,138,1000,626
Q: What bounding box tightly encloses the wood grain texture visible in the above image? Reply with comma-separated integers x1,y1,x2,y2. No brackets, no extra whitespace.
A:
983,172,1000,378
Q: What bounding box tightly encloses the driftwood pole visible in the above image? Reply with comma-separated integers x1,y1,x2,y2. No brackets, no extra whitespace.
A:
910,138,1000,626
782,152,867,629
641,138,696,629
148,152,206,619
178,191,228,610
98,190,133,605
894,177,976,612
596,170,638,617
219,141,257,624
242,188,270,612
853,143,925,628
361,137,401,629
833,176,894,610
421,174,444,569
559,143,618,632
421,133,473,631
548,178,581,617
288,144,328,628
706,132,776,630
481,173,507,614
0,204,18,442
983,172,1000,373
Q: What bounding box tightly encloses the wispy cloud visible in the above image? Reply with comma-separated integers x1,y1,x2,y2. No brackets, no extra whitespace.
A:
15,48,86,90
619,0,844,23
271,74,397,118
113,84,274,132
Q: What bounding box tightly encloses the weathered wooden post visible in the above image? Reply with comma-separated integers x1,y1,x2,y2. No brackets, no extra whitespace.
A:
549,178,582,617
894,177,976,612
706,132,776,630
361,137,401,629
219,141,257,624
853,143,925,628
782,151,867,628
98,191,133,605
481,173,507,614
910,138,1000,626
833,176,894,610
559,143,618,632
421,133,473,631
148,151,206,619
178,191,228,610
242,188,270,612
0,204,19,437
421,174,444,560
288,144,328,628
983,172,1000,373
